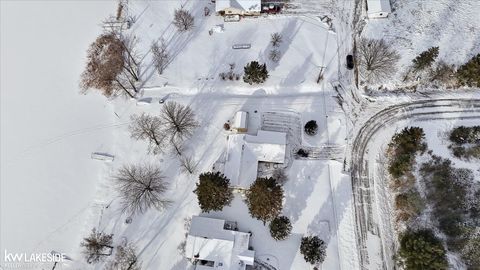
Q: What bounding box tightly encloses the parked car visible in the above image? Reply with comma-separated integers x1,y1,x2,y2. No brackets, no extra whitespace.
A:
346,54,354,69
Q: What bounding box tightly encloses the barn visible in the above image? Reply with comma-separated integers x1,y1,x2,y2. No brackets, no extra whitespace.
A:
366,0,391,18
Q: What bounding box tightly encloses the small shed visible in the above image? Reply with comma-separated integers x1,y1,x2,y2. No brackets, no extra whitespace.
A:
366,0,391,18
232,111,248,133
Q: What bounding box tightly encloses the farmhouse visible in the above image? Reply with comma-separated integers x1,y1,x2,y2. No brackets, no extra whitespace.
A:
366,0,391,18
223,129,287,189
185,216,255,269
215,0,261,16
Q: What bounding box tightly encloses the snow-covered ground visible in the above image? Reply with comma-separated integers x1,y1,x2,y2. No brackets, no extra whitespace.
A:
362,0,480,85
2,0,360,269
0,0,116,267
349,93,480,269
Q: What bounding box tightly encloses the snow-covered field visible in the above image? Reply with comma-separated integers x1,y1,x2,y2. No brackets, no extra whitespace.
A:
0,0,116,267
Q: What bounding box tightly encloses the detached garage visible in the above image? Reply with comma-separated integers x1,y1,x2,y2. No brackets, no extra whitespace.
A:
366,0,391,18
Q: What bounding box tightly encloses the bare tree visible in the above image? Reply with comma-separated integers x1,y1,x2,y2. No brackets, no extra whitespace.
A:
114,164,170,215
269,49,281,62
129,113,166,154
121,35,141,81
80,228,114,264
271,32,283,47
80,33,133,98
173,9,194,31
151,39,169,75
160,101,198,155
357,38,400,83
80,33,141,98
180,156,197,174
105,242,141,270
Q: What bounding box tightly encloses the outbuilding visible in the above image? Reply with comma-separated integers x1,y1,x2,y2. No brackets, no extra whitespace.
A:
366,0,391,18
232,111,248,133
215,0,261,16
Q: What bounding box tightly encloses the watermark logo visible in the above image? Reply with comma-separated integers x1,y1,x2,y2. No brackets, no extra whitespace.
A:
2,250,66,269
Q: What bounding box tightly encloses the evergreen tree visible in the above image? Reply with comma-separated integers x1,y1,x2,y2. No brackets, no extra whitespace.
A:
194,172,233,212
269,216,292,240
412,47,439,71
300,235,326,265
304,120,318,136
388,127,426,178
398,229,448,270
457,54,480,87
243,61,269,84
245,177,283,224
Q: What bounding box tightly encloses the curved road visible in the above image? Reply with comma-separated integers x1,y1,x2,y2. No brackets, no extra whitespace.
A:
350,98,480,269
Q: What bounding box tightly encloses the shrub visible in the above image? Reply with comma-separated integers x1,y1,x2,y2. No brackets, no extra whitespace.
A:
270,32,283,47
269,49,281,62
297,149,309,158
243,61,268,84
449,126,480,145
300,236,326,265
429,60,456,85
398,229,448,270
461,233,480,269
388,127,426,178
245,177,283,224
457,54,480,87
420,156,478,252
395,189,425,221
304,120,318,136
194,172,233,212
412,47,439,71
269,216,292,240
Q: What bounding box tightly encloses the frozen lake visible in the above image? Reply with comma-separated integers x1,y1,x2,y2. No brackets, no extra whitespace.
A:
1,0,116,264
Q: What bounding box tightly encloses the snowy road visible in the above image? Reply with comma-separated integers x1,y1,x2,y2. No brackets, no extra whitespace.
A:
349,98,480,269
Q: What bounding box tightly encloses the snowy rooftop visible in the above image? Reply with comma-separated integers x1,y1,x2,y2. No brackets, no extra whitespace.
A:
233,111,248,130
215,0,261,13
224,130,286,188
185,216,254,270
366,0,391,16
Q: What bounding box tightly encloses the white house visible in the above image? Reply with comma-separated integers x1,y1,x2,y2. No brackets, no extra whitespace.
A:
215,0,261,16
185,216,255,270
366,0,391,18
223,130,287,189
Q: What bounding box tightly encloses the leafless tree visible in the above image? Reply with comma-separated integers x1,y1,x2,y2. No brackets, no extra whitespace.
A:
269,49,281,62
80,33,141,98
80,228,114,264
80,33,132,98
160,101,198,155
151,39,169,75
271,32,283,47
114,164,170,215
357,38,400,83
173,9,194,31
118,35,141,91
105,242,141,270
180,156,197,174
129,113,166,154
